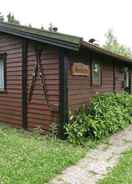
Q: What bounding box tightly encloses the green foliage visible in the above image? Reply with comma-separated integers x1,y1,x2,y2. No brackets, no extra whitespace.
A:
0,12,20,25
65,106,89,144
0,12,4,22
103,29,132,58
7,12,20,25
65,93,132,144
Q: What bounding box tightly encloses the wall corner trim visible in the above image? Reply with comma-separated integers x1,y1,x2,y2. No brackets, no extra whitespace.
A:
59,48,68,138
112,60,116,92
22,39,28,129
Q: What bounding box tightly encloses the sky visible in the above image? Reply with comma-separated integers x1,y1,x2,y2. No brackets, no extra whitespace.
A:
1,0,132,48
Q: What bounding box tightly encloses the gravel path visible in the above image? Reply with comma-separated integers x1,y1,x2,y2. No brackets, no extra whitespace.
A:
49,125,132,184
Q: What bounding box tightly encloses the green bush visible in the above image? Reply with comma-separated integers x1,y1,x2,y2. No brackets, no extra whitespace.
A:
65,92,132,144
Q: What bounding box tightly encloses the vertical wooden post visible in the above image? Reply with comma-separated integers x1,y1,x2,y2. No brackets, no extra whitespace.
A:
59,49,68,138
129,67,131,94
22,40,28,129
113,61,116,92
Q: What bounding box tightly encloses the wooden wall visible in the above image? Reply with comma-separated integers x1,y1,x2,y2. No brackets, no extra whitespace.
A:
68,51,126,111
0,33,60,131
0,32,131,131
114,62,124,91
27,43,60,130
0,33,22,127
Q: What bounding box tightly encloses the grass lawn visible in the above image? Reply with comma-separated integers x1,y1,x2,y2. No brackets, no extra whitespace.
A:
0,125,87,184
99,149,132,184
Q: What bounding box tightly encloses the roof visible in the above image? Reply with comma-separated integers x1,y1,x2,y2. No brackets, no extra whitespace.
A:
0,22,132,63
0,22,82,51
81,41,132,63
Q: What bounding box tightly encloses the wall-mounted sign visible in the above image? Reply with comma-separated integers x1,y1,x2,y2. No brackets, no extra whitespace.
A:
71,63,90,76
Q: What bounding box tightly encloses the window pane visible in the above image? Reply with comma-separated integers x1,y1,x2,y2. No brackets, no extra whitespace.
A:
92,61,101,85
124,67,129,88
0,59,4,89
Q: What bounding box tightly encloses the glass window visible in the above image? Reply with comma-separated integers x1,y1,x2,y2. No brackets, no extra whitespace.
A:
92,61,101,85
124,67,129,88
0,56,5,90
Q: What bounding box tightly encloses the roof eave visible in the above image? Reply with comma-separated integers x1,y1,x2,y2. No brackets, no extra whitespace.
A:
81,41,132,63
0,26,80,51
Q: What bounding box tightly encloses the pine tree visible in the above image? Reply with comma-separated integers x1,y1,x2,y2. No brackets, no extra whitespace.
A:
41,26,44,30
7,12,20,25
28,24,32,28
0,12,4,22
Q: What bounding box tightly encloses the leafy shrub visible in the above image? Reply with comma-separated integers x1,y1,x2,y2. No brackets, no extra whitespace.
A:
65,92,132,144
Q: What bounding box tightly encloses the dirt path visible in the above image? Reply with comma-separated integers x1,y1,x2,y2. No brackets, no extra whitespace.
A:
49,125,132,184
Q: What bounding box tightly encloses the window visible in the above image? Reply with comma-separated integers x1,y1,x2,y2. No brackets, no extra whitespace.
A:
92,61,101,85
0,54,6,91
124,67,129,88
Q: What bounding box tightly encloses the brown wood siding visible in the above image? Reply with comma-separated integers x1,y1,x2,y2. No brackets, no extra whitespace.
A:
114,62,124,92
0,32,131,132
0,33,22,127
27,44,59,130
0,33,60,131
68,52,125,110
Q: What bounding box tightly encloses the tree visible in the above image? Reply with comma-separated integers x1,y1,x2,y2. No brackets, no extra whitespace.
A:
103,29,132,58
7,12,20,25
28,24,32,28
41,26,44,30
0,12,4,22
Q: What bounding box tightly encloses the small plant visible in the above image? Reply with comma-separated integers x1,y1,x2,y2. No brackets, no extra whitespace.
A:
48,122,59,138
65,106,89,145
65,92,132,144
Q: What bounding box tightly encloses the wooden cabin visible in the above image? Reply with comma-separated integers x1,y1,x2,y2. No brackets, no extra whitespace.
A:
0,22,131,136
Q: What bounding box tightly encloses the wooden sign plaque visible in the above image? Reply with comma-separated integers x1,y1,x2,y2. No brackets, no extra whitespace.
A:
71,63,90,76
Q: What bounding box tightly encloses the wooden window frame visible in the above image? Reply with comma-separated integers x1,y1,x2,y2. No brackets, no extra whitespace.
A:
91,59,102,86
0,53,6,92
